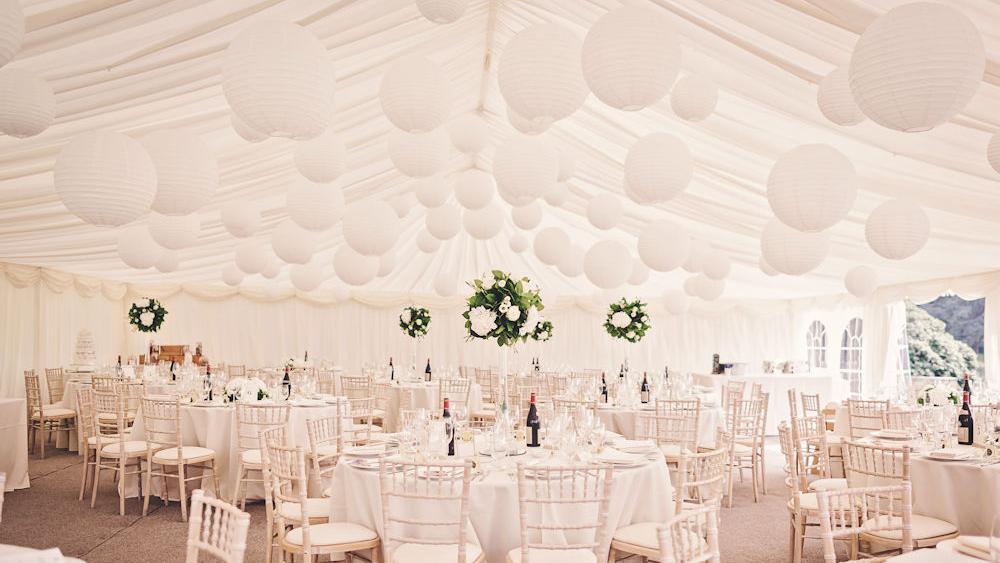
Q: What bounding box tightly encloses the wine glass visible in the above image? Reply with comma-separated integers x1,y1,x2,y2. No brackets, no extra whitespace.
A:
490,425,507,469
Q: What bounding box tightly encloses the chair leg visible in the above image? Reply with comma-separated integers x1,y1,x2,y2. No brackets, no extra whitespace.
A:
210,461,221,500
79,447,91,501
726,461,735,508
118,457,126,516
759,446,768,495
91,456,102,508
751,456,759,503
792,514,803,563
178,463,188,522
232,461,244,506
142,456,152,516
40,420,47,459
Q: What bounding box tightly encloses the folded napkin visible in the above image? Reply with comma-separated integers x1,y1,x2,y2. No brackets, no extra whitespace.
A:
614,439,657,453
343,443,386,457
955,536,991,560
596,448,644,466
927,448,974,460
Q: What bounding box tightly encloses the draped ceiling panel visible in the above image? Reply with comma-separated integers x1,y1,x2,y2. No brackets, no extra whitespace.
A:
1,0,999,302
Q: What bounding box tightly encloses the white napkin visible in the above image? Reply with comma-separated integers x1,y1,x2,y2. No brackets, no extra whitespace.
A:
596,447,644,466
927,448,973,460
344,443,387,457
614,439,657,453
955,536,991,560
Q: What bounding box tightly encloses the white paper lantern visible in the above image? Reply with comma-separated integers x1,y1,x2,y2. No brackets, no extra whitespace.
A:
222,263,245,287
848,3,984,132
142,130,218,216
583,240,631,289
628,261,650,285
425,203,461,240
509,233,529,254
586,193,623,230
845,265,878,298
498,23,588,128
287,179,345,232
379,54,450,133
388,128,449,177
453,169,495,210
221,201,261,238
231,112,267,143
702,252,731,280
463,204,503,240
558,151,575,181
293,129,347,182
0,69,54,138
637,220,691,272
511,201,543,230
670,74,718,121
416,0,467,23
582,5,680,111
333,246,379,286
389,192,418,218
817,67,865,126
507,107,550,135
155,250,179,274
987,132,1000,175
682,239,710,274
291,262,324,291
449,113,489,154
148,212,200,250
663,290,690,315
544,182,570,207
222,22,335,139
416,230,442,253
343,200,400,256
234,240,268,274
261,258,282,279
534,227,570,266
0,0,23,68
434,268,458,297
694,274,725,301
767,144,857,233
759,255,779,277
624,133,693,204
760,219,829,275
493,134,559,206
864,199,930,260
271,219,316,264
414,176,449,208
54,131,157,227
557,245,585,278
683,276,700,297
117,227,160,269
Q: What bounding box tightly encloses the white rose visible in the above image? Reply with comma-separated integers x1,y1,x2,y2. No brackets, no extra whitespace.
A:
506,306,521,322
139,311,155,326
929,385,952,406
498,278,506,287
626,331,636,339
611,311,631,328
415,319,422,325
521,306,541,336
401,310,411,324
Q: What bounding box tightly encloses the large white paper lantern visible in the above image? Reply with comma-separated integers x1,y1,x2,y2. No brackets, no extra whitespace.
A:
694,274,725,301
670,74,717,121
663,290,690,315
222,201,261,238
987,132,1000,175
117,227,160,269
507,107,550,135
234,240,268,274
534,227,570,266
582,5,680,111
0,0,23,68
287,179,345,232
426,203,461,240
261,258,282,279
291,263,324,291
637,220,690,272
817,67,865,126
54,131,157,227
343,200,400,256
388,128,449,177
449,113,489,154
628,261,650,285
587,193,623,230
624,133,693,204
222,22,335,139
414,176,450,208
760,219,829,275
142,129,218,216
493,134,559,206
333,246,379,286
498,23,588,128
155,250,179,274
544,182,570,207
231,113,267,143
584,240,631,289
864,199,930,260
148,212,200,250
848,3,984,132
509,233,529,254
222,263,245,287
389,192,418,218
845,265,878,298
702,252,731,280
558,152,575,181
0,69,54,138
759,255,779,277
434,268,458,297
271,219,316,264
463,204,503,240
767,144,857,233
379,54,450,133
293,129,347,182
558,245,585,278
454,169,495,210
416,0,467,23
416,230,442,253
682,239,709,273
511,201,543,230
683,276,700,297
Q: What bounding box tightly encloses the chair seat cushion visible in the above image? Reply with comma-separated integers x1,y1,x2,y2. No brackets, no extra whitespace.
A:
861,514,958,542
283,522,377,547
240,449,262,466
732,442,753,455
612,521,660,550
100,440,148,457
808,478,848,492
506,548,596,563
788,492,818,512
278,497,332,521
87,434,120,446
659,444,691,459
392,542,483,562
38,406,75,419
152,446,215,464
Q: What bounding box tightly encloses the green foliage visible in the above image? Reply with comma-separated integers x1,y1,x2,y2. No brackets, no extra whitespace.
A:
906,301,978,378
604,298,651,343
128,297,167,333
534,320,554,341
399,306,431,338
462,270,547,347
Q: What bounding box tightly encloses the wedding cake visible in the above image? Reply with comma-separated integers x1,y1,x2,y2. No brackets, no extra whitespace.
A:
71,329,97,372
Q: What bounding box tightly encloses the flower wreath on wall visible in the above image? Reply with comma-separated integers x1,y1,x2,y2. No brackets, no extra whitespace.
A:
604,298,650,343
128,297,167,333
463,270,549,346
399,306,431,338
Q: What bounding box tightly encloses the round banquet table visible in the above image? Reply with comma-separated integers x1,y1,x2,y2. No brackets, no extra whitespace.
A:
379,381,483,433
329,451,674,563
887,539,984,562
909,449,1000,535
595,404,724,448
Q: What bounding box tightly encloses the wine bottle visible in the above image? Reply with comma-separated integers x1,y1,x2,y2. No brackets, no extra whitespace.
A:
958,381,974,445
170,359,177,382
424,358,432,382
964,373,972,403
663,366,669,383
618,364,625,380
712,353,721,375
116,355,123,377
206,363,213,401
601,372,609,404
389,357,395,381
304,349,309,363
526,392,540,447
443,398,454,456
640,372,650,404
282,366,292,399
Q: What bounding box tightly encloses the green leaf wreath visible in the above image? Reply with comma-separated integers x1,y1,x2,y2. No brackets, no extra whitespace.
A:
463,270,548,347
604,298,651,343
399,306,431,338
128,297,167,333
534,320,554,342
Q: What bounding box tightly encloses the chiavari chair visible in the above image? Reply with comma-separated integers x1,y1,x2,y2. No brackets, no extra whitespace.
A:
74,387,109,501
721,381,745,412
790,416,846,493
656,505,721,563
749,382,763,399
44,367,66,404
655,399,701,445
342,375,382,442
227,364,246,378
185,489,251,563
232,403,290,510
801,393,822,419
881,409,921,431
788,388,800,419
306,412,343,483
91,389,146,515
723,395,763,507
547,373,569,399
91,374,117,392
814,483,913,563
25,370,75,458
636,412,697,464
846,399,889,440
551,396,598,422
317,369,337,395
440,377,472,413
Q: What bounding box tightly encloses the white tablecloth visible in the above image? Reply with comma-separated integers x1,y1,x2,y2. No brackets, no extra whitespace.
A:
0,399,29,491
887,539,982,562
377,382,483,433
910,453,1000,535
595,404,724,448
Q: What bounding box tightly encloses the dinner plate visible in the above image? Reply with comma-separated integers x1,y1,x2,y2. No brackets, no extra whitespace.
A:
188,401,229,408
344,444,389,457
925,449,975,461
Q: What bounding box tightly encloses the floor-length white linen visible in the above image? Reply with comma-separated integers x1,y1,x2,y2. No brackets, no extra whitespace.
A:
0,398,30,491
910,455,1000,536
374,381,482,432
595,405,724,447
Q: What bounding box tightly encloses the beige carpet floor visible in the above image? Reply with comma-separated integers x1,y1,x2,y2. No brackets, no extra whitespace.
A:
1,441,836,562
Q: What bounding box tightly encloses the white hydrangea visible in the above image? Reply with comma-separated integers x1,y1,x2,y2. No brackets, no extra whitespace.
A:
139,311,155,327
506,306,521,322
611,311,631,329
521,306,541,336
469,306,497,337
626,331,636,339
136,298,150,308
401,309,412,324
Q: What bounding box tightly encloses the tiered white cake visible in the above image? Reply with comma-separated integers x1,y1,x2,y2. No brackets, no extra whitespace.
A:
71,329,97,372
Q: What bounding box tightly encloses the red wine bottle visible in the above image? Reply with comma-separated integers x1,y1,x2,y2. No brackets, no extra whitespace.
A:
601,372,609,404
640,372,650,404
389,357,395,381
282,366,292,399
958,383,974,445
425,358,432,382
443,398,454,456
526,392,540,447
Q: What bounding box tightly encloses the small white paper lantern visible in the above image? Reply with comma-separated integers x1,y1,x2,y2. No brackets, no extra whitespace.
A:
702,252,731,280
343,200,400,256
117,227,160,269
558,152,575,181
682,239,709,273
534,227,570,266
0,0,24,68
425,203,461,240
287,179,345,232
148,212,200,250
637,219,691,272
817,67,865,126
493,134,559,206
694,274,725,301
498,23,588,129
0,69,54,138
416,0,467,23
624,133,693,204
760,219,829,275
54,131,157,227
453,169,495,210
231,112,267,143
416,230,442,253
222,263,245,287
670,74,718,121
767,144,857,232
848,2,985,132
986,132,1000,175
261,258,282,279
388,128,449,178
155,250,179,273
234,240,268,274
379,54,451,133
557,245,585,278
293,129,347,182
583,240,631,289
582,5,680,111
511,201,543,230
587,193,624,230
449,113,489,154
142,129,218,216
463,204,503,240
389,192,418,218
222,22,335,139
271,219,316,264
509,233,529,253
759,255,779,277
414,176,450,208
845,265,878,298
628,260,650,285
221,201,261,238
683,276,700,297
663,290,690,315
291,262,324,291
544,182,570,207
864,199,930,260
333,246,379,286
434,268,458,297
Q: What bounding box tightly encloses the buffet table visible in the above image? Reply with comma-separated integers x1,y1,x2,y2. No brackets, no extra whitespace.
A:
0,398,30,491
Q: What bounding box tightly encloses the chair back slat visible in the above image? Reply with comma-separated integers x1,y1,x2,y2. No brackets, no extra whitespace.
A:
23,371,43,416
657,505,720,563
814,483,913,563
185,489,251,563
140,396,182,450
234,403,290,453
674,448,728,513
636,412,697,454
790,416,833,490
847,399,889,439
45,368,65,404
306,408,343,478
439,378,471,413
842,441,910,489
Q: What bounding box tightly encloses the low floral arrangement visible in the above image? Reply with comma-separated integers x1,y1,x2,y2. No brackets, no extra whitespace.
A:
534,320,554,342
463,270,548,347
224,377,269,402
399,306,431,338
916,383,959,407
604,298,651,343
128,297,167,333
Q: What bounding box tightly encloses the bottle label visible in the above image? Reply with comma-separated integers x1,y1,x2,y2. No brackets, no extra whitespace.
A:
959,426,971,444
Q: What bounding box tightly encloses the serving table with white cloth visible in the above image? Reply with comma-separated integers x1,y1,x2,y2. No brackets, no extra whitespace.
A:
0,398,29,491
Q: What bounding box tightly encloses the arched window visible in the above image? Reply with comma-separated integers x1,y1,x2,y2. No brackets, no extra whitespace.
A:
806,320,827,369
840,317,864,398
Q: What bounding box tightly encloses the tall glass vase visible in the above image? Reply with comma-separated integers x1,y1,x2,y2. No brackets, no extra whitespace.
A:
499,345,509,416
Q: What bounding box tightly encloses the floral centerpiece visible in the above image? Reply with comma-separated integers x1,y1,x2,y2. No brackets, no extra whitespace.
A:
463,270,547,346
128,297,167,333
399,306,431,338
224,377,269,403
534,320,554,342
604,298,651,343
916,383,959,407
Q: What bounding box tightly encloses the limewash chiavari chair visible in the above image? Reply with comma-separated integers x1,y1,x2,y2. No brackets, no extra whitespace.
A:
25,370,76,459
91,389,146,515
45,367,66,404
232,403,290,510
379,458,484,562
92,374,117,392
656,504,721,563
75,387,109,501
847,399,889,439
655,399,701,444
780,422,839,563
788,388,800,419
185,489,251,563
552,396,598,422
547,373,569,399
440,377,472,413
259,426,288,563
306,411,344,482
749,382,763,399
881,409,921,431
721,381,745,412
801,393,822,419
790,416,846,493
227,364,245,378
723,395,763,507
814,483,914,563
317,369,337,395
635,412,697,463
